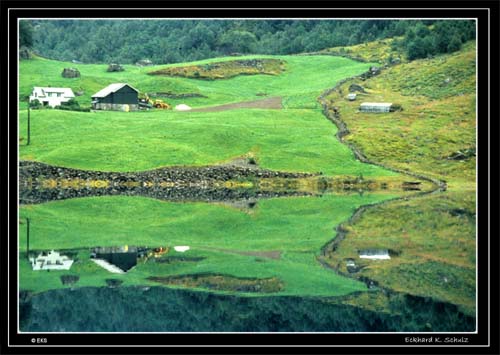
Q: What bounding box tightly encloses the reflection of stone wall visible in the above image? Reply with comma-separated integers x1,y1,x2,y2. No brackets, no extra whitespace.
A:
94,103,138,111
18,160,317,205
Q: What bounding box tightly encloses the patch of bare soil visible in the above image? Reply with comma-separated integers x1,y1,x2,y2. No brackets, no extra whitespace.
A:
202,247,282,260
191,96,282,112
148,58,286,79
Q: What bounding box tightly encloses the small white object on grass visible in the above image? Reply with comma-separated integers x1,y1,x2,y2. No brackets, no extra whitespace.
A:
174,246,190,252
174,104,192,111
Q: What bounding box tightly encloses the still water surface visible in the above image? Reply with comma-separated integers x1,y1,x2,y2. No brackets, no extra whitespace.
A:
18,168,474,332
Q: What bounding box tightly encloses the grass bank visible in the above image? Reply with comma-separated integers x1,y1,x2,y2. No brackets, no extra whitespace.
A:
320,40,476,316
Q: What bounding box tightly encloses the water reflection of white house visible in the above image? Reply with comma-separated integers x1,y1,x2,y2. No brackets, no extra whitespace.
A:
30,250,74,270
358,249,391,260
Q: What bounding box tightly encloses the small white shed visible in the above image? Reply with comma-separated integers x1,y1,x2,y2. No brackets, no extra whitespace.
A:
359,102,392,113
174,104,192,111
347,93,357,101
358,249,391,260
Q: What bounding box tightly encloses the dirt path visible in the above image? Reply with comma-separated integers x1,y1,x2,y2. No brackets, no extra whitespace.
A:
201,246,282,260
191,96,282,112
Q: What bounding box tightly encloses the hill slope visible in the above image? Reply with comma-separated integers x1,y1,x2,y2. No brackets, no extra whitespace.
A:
320,40,476,316
19,54,396,177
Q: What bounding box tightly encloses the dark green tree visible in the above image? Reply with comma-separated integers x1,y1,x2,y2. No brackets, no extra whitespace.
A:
19,20,34,48
447,35,462,53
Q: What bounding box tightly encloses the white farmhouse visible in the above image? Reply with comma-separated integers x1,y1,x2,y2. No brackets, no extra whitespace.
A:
29,250,74,270
29,87,75,107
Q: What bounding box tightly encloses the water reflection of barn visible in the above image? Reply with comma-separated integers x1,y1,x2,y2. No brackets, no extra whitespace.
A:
91,246,144,272
90,246,168,272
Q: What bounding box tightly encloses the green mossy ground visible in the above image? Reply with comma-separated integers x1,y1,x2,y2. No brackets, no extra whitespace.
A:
322,40,476,316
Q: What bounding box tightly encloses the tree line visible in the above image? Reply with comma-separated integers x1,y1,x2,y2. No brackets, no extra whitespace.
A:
19,19,475,64
394,21,475,60
20,286,475,332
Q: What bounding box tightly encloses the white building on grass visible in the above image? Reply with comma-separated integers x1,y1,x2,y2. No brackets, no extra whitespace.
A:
29,87,75,107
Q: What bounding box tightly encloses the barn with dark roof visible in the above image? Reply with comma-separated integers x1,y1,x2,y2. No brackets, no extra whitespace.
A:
91,83,139,111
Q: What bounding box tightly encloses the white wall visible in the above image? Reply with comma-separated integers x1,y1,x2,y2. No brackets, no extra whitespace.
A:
29,95,72,108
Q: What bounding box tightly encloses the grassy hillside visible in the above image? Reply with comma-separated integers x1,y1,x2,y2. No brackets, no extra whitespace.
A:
19,54,375,110
19,108,397,176
324,40,476,188
19,193,396,296
19,54,397,177
320,36,407,64
321,40,476,316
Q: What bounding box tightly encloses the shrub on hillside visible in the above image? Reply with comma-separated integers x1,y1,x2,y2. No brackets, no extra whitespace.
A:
55,98,91,112
29,99,42,109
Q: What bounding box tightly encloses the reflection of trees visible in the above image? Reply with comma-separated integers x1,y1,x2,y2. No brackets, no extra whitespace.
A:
20,287,475,332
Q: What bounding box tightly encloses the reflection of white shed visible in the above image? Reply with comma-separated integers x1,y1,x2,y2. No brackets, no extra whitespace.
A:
29,87,75,107
359,102,392,113
30,250,74,270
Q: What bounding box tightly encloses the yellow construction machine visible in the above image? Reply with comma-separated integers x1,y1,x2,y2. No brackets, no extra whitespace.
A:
138,94,171,110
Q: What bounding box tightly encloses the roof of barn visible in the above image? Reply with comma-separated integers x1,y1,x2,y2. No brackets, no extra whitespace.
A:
92,83,139,98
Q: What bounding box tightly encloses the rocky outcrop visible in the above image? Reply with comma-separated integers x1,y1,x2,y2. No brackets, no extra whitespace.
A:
348,83,366,93
19,46,32,60
107,63,124,72
61,68,80,78
135,59,153,66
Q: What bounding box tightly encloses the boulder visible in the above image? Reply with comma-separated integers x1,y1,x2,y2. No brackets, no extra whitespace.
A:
62,67,80,78
348,83,366,93
19,46,31,59
60,275,79,285
135,59,153,66
107,63,124,72
370,66,381,75
390,57,401,65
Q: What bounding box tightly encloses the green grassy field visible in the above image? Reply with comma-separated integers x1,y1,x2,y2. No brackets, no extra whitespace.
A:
19,54,398,177
19,193,396,296
19,54,376,110
19,108,398,176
